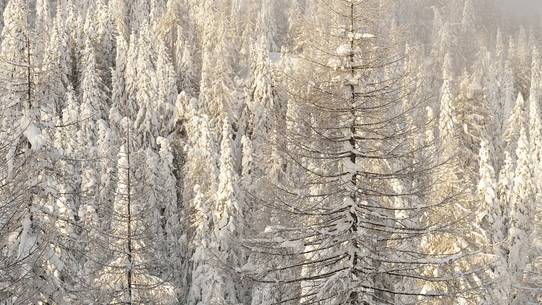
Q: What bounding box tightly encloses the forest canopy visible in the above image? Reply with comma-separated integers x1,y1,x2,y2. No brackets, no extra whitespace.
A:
0,0,541,304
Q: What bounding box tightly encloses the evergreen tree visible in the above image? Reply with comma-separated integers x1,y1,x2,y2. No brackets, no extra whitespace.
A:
158,136,187,296
459,0,477,64
35,0,51,61
41,10,71,119
477,138,508,305
94,0,115,87
112,32,129,118
198,8,239,128
215,118,245,304
80,38,109,128
156,39,178,136
94,119,177,305
246,38,276,175
0,1,541,304
124,32,140,120
438,52,456,146
186,185,223,305
528,47,542,187
185,113,222,305
508,128,536,305
248,2,474,304
0,0,55,302
504,93,528,156
134,22,159,145
257,0,278,52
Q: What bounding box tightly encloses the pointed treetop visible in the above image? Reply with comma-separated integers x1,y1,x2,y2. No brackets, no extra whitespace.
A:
442,52,454,81
461,0,475,32
529,47,541,103
516,127,530,162
477,136,498,223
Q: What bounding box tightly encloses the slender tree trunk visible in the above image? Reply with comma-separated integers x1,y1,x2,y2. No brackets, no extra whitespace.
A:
126,128,133,305
26,34,32,111
347,3,362,304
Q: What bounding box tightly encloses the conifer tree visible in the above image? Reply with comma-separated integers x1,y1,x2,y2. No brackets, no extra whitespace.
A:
247,2,474,304
185,113,222,305
156,39,178,136
0,1,541,304
477,138,508,305
35,0,51,62
246,38,276,175
508,128,536,305
112,32,129,117
488,34,514,170
198,7,239,128
175,37,197,96
438,52,456,146
41,10,71,118
257,0,278,52
80,38,109,128
504,93,528,156
124,32,140,120
459,0,477,64
0,0,64,302
528,48,542,188
94,119,177,305
94,0,114,87
134,22,159,145
214,118,245,304
187,185,223,305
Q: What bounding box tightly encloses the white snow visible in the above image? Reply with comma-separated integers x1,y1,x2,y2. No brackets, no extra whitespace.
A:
269,52,281,63
21,116,45,150
336,44,353,56
327,57,342,69
348,32,376,40
17,215,37,260
345,73,361,85
263,225,286,233
281,239,304,251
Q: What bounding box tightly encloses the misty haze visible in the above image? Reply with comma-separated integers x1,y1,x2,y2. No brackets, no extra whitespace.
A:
501,0,542,15
0,0,541,304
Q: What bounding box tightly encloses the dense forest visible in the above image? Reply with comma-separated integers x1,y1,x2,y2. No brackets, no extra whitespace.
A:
0,0,541,304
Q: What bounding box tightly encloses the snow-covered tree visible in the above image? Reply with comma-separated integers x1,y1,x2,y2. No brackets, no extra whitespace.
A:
147,137,185,294
438,52,456,147
187,185,224,305
175,34,197,96
96,119,119,220
185,113,228,305
111,32,129,119
459,0,477,64
214,118,245,304
247,2,475,304
245,38,276,175
155,39,178,136
94,119,177,305
35,0,51,60
528,47,542,185
0,1,541,303
508,128,536,305
134,22,159,145
0,1,61,302
93,0,114,86
477,138,509,305
41,10,71,119
504,93,528,156
198,9,239,128
80,38,109,131
257,0,279,52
